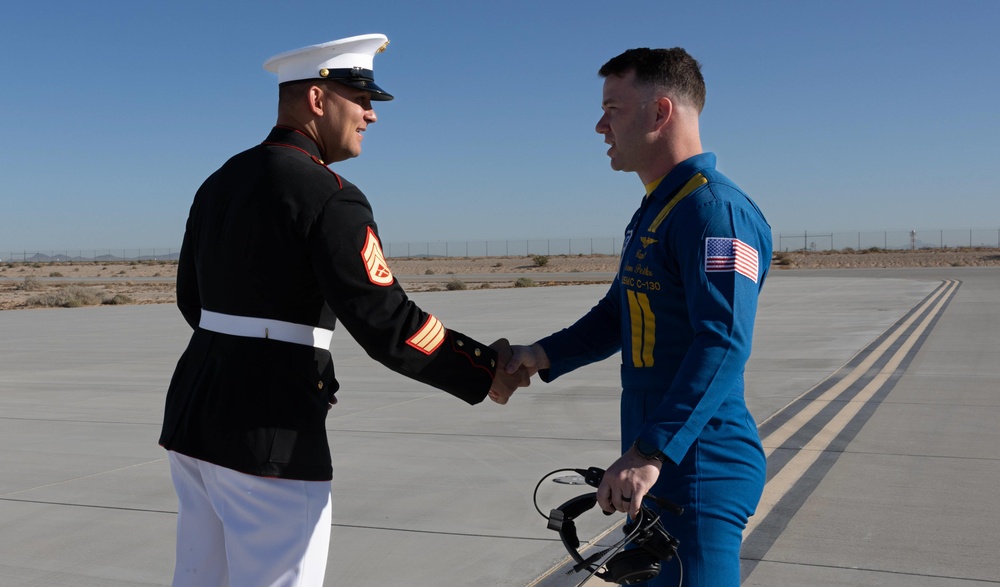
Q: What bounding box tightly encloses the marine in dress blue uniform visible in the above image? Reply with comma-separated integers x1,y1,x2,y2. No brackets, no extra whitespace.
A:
159,34,524,587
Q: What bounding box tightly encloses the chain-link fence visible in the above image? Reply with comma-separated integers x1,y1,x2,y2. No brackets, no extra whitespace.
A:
0,240,625,262
777,229,1000,252
382,237,622,258
4,229,999,263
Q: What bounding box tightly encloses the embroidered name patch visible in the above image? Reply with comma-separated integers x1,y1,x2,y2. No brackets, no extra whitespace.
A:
407,314,445,355
705,237,758,283
361,227,394,286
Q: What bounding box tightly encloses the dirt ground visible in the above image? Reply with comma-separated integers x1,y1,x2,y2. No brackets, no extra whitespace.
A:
2,249,999,311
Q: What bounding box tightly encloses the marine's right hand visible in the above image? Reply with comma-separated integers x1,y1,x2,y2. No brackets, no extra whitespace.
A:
488,338,530,405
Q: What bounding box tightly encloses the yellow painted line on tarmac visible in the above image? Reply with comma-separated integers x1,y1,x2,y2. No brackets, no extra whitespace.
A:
744,280,958,540
758,280,954,457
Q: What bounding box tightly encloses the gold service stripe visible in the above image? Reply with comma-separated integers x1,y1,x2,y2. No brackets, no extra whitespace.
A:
407,315,445,354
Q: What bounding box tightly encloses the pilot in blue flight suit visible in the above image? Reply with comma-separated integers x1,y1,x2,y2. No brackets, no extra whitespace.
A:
509,47,771,586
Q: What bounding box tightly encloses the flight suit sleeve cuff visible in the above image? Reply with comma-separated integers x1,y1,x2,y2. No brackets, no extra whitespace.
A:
635,430,681,466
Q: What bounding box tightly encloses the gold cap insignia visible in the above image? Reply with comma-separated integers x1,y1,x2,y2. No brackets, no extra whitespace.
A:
377,40,389,53
319,68,329,78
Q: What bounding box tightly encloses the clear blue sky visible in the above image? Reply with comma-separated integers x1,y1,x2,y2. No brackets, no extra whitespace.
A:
2,0,997,251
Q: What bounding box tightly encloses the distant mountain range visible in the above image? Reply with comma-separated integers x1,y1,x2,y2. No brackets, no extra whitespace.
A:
1,252,181,263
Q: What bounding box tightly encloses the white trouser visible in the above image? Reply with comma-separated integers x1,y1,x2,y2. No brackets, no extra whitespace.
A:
168,451,332,587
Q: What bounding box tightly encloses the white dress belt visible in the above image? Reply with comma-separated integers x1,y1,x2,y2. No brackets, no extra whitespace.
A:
199,310,334,350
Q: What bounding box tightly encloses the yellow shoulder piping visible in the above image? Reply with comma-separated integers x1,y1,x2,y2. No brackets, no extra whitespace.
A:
647,173,707,233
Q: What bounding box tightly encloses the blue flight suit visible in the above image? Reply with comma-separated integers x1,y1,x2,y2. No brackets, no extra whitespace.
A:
538,152,771,586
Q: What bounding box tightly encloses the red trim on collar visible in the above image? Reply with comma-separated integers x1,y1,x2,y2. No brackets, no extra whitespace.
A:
273,125,313,140
262,139,343,189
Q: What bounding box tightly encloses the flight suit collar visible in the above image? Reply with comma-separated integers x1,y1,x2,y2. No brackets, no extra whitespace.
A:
263,126,324,161
647,152,717,202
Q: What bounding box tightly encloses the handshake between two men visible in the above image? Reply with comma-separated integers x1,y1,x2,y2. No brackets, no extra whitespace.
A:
486,339,550,405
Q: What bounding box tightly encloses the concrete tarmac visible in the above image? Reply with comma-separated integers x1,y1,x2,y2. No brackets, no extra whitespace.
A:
0,267,997,586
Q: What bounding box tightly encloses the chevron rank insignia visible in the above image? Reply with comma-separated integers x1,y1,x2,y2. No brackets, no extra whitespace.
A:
361,227,394,286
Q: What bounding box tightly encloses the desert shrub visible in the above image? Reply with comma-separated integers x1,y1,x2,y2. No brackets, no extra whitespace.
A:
514,277,537,288
49,272,64,277
478,283,491,289
446,280,467,291
102,294,135,305
16,276,44,291
425,269,435,275
531,255,549,267
772,251,792,266
26,286,102,308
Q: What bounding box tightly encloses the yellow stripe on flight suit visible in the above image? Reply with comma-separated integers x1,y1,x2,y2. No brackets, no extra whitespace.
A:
626,172,709,368
627,290,656,367
647,173,707,233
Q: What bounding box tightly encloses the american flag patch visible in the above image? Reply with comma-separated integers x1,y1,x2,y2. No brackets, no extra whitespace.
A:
406,315,445,355
705,237,759,283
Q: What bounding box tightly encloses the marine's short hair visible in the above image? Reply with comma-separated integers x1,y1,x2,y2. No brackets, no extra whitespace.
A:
599,48,706,113
277,79,351,109
278,78,314,105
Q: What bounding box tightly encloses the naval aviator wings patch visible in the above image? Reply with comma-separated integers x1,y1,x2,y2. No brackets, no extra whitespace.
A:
361,227,394,286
